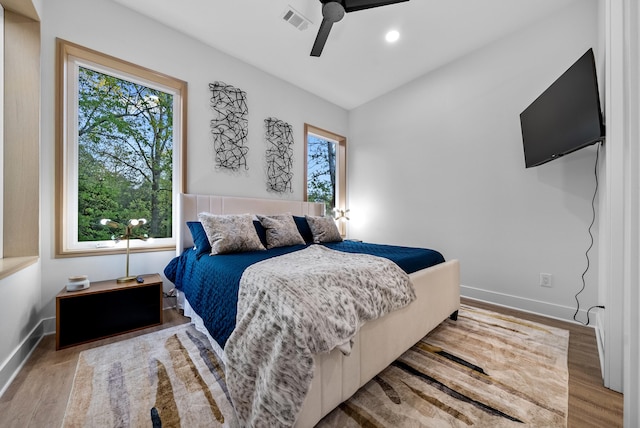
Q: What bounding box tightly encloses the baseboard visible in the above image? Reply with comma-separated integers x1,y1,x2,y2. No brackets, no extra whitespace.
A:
163,295,178,311
461,284,595,327
43,316,56,335
0,317,50,398
596,311,605,377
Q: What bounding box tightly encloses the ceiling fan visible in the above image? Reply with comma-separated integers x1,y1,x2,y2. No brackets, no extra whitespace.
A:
310,0,410,57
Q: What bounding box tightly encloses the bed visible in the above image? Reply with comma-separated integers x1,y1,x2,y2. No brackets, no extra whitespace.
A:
165,193,460,427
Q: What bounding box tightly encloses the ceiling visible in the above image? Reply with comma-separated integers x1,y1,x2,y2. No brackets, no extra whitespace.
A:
112,0,576,110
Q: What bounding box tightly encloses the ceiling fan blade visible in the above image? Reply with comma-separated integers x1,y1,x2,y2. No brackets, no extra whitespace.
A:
310,18,334,57
342,0,409,13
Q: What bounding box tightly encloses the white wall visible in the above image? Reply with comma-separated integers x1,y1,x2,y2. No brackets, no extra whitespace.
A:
348,0,601,321
0,262,41,395
38,0,347,321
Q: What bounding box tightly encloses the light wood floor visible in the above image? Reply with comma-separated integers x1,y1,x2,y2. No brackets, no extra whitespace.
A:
0,299,623,427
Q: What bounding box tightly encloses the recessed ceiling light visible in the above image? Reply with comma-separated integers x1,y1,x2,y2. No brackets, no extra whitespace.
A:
385,30,400,43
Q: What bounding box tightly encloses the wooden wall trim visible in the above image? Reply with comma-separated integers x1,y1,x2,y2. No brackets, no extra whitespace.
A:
0,0,40,22
3,10,40,257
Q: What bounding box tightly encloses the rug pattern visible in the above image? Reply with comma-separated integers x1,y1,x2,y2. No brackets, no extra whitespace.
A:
62,325,239,427
62,305,569,427
317,305,569,427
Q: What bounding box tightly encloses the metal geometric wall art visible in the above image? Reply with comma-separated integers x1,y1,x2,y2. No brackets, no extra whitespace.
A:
264,117,294,193
209,81,249,171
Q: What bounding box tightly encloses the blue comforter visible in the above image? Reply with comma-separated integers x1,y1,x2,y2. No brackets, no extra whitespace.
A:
164,241,444,348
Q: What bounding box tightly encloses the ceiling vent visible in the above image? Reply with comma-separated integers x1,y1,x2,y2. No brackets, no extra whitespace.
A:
282,6,311,31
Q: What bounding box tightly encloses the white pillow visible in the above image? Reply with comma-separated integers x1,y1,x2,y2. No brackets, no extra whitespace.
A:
305,215,343,243
257,214,305,249
197,212,265,255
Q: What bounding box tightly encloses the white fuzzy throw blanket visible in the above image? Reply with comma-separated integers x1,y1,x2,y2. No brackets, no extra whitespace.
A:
225,245,415,427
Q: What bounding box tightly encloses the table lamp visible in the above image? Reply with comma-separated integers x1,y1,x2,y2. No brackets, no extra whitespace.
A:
100,218,148,283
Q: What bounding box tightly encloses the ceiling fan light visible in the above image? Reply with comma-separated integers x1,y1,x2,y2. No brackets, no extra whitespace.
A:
385,30,400,43
323,1,345,22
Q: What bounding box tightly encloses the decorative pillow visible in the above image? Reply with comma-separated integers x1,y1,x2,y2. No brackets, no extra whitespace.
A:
293,215,314,243
197,212,266,255
305,215,343,243
186,221,211,256
257,214,306,249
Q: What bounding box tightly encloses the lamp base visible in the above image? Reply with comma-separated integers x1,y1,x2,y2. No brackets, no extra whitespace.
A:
117,275,137,283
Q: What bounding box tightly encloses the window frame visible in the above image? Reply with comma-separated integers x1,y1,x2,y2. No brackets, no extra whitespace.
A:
303,123,347,219
55,39,187,257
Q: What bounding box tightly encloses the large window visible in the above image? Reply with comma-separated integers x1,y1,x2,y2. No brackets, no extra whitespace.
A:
304,124,346,218
56,39,187,256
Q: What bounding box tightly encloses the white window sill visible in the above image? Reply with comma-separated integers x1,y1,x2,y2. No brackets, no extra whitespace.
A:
0,256,39,280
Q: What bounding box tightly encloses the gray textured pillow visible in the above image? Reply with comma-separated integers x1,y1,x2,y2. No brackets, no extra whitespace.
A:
197,212,265,255
305,215,343,243
257,214,306,249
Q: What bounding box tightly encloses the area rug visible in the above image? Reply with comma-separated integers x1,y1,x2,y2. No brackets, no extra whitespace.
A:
317,304,569,427
62,305,569,427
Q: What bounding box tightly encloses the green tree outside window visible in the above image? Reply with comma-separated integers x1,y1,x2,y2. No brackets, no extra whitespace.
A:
307,135,336,215
77,67,173,241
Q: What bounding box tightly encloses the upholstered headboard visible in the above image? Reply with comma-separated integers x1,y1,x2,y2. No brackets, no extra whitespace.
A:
177,194,326,254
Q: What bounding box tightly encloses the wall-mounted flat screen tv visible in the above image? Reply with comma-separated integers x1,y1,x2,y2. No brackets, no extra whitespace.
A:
520,48,605,168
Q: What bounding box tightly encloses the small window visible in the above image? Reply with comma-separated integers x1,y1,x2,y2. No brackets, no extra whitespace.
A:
304,124,346,217
56,39,187,256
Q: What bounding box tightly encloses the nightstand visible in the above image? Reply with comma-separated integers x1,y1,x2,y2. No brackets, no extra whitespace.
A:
56,273,163,350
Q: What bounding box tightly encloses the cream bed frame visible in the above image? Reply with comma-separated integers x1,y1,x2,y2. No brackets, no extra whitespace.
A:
176,194,460,427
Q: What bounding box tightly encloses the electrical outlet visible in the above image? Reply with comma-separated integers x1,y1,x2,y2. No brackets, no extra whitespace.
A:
540,273,552,287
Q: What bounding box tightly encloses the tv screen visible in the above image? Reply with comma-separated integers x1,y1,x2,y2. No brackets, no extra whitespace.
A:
520,48,605,168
